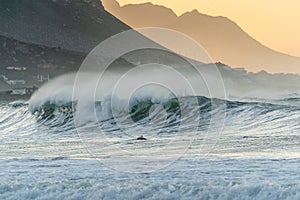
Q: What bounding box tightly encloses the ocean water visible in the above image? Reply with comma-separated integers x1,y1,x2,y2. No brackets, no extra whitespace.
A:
0,91,299,199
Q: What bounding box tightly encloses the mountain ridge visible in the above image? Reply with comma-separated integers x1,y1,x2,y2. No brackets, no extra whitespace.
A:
102,0,300,74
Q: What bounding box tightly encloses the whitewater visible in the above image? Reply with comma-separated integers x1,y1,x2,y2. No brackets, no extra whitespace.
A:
1,64,300,199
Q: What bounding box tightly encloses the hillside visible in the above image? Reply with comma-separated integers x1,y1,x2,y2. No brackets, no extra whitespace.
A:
0,0,132,91
0,0,130,53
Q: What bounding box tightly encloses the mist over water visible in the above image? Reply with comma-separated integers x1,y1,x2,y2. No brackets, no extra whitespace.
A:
29,62,300,113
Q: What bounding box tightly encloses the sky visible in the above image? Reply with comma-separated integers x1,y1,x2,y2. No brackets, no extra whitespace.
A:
117,0,300,58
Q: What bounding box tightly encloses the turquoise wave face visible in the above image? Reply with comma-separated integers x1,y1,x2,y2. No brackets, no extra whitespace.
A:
25,95,300,137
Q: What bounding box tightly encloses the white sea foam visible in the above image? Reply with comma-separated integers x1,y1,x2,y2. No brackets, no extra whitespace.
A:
0,158,299,200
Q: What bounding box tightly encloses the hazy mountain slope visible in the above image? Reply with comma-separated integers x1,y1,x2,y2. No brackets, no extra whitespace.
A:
170,10,300,73
102,0,300,74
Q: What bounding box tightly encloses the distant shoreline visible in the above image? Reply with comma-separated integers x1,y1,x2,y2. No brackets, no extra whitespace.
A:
0,91,31,102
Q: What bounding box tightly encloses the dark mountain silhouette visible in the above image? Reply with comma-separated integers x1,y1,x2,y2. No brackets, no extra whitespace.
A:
0,0,130,53
0,0,132,91
102,0,300,74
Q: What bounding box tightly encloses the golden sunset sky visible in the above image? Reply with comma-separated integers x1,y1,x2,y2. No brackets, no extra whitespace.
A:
117,0,300,58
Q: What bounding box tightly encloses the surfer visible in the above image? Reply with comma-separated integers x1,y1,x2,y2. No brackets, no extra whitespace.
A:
137,136,147,140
